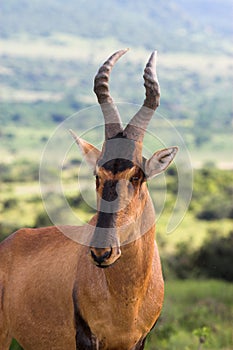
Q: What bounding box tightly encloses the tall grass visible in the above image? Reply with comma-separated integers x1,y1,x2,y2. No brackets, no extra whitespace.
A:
146,280,233,349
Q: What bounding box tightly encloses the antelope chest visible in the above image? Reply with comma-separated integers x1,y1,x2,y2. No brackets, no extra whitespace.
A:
76,265,163,349
79,294,150,349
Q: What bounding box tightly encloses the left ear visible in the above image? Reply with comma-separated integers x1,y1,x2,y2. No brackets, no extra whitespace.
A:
69,129,101,170
145,147,178,180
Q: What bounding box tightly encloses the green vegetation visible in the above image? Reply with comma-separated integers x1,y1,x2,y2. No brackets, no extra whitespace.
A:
0,50,232,166
1,0,232,53
146,280,233,349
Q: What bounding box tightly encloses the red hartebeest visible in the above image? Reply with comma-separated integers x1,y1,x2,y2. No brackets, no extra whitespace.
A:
0,49,178,350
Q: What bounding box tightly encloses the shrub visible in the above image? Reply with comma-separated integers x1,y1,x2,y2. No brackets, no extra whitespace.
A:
165,230,233,281
3,198,17,209
196,194,233,221
165,242,196,280
34,211,52,227
194,231,233,281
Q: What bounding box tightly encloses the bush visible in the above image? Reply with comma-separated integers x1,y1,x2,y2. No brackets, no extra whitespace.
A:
191,167,233,220
165,242,196,280
34,211,52,227
3,198,17,209
51,113,66,123
196,194,233,220
194,231,233,281
165,230,233,281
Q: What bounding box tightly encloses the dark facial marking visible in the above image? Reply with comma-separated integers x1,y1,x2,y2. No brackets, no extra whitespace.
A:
108,131,126,140
91,213,117,248
101,158,134,174
96,212,115,229
102,180,118,201
98,137,137,174
92,180,120,248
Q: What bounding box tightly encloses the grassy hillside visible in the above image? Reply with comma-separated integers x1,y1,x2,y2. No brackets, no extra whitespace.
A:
0,0,232,167
0,45,232,166
146,279,233,349
1,0,232,53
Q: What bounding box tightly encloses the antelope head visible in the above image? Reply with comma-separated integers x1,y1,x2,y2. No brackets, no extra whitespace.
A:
71,49,178,268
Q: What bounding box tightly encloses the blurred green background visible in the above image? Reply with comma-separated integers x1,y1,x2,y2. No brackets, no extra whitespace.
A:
0,1,232,349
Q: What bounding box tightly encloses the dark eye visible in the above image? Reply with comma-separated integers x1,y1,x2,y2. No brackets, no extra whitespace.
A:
130,176,139,183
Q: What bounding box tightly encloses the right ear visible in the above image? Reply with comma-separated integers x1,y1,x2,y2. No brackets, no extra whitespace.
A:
145,146,178,180
69,129,101,170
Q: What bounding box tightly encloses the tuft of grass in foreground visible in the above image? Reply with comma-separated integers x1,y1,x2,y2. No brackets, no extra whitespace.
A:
146,279,233,349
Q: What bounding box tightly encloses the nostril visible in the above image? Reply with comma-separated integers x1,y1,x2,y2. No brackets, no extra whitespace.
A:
90,248,112,265
102,248,112,260
90,249,96,261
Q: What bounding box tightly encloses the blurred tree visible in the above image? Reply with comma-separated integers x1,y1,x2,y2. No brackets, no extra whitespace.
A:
194,230,233,281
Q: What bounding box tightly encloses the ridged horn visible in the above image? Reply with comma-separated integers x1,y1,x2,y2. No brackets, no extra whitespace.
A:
94,49,129,140
124,51,160,142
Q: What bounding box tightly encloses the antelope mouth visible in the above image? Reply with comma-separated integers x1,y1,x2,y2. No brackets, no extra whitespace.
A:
89,246,121,268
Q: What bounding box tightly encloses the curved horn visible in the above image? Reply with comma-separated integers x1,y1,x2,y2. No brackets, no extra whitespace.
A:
94,49,129,139
124,51,160,142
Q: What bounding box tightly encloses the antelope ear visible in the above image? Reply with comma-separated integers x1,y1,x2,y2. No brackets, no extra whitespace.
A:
145,147,178,180
69,129,101,170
